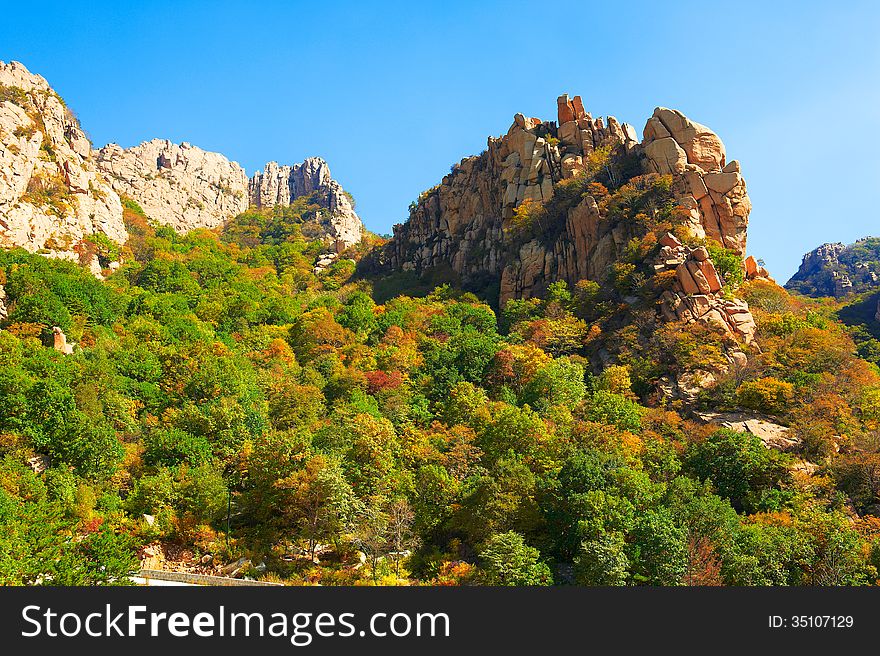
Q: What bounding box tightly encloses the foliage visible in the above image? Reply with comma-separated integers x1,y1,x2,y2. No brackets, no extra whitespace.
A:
478,531,552,586
1,192,879,587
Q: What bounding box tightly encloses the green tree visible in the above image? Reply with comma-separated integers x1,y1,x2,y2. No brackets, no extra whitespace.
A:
478,531,552,586
575,532,630,585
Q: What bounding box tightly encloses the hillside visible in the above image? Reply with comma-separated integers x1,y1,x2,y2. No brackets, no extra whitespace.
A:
0,61,365,272
787,238,880,298
2,68,880,587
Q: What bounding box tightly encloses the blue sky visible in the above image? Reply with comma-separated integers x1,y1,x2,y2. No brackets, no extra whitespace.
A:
1,0,878,280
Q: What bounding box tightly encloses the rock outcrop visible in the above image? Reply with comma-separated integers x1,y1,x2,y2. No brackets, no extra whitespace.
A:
0,60,126,257
786,239,880,298
387,95,644,302
95,139,249,233
656,234,756,344
248,157,364,249
695,411,800,451
52,326,74,354
642,108,750,255
385,94,754,307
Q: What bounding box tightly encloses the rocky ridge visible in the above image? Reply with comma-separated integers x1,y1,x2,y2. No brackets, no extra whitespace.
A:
95,139,250,233
786,239,880,298
0,61,126,260
248,157,363,249
0,61,364,264
386,97,754,303
384,95,763,347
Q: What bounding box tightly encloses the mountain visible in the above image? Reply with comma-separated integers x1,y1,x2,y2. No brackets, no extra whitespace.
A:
0,61,126,263
248,157,363,250
372,95,775,400
382,97,757,302
94,139,249,233
0,60,364,268
786,238,880,298
4,63,880,589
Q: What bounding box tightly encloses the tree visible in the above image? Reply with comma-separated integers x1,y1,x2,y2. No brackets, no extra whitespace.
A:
353,502,391,585
478,531,552,586
386,498,418,578
0,491,138,585
574,532,629,585
277,455,357,562
686,429,789,512
630,509,688,585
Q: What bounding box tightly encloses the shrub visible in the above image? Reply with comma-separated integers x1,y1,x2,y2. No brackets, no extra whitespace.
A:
735,377,794,415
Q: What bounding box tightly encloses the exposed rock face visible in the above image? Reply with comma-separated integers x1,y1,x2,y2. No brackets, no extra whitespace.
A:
95,139,249,233
387,94,642,301
786,239,880,298
0,61,126,256
642,108,750,255
385,95,753,308
656,233,756,344
52,326,74,354
0,283,7,321
248,157,364,249
695,411,800,451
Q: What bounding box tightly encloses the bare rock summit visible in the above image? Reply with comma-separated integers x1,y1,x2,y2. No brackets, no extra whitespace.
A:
0,60,126,260
95,139,250,233
249,157,364,249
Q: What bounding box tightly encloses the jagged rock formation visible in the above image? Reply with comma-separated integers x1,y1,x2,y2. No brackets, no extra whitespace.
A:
0,61,363,263
95,139,249,233
786,239,880,298
0,61,126,257
642,107,750,255
0,283,7,320
386,95,641,301
248,157,363,249
656,234,756,344
385,94,753,306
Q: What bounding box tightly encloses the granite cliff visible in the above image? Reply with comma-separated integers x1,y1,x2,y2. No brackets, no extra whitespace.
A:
0,61,364,265
380,95,767,346
248,157,363,249
786,239,880,298
0,61,126,266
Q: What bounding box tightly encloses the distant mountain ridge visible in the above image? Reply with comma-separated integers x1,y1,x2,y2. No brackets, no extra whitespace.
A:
0,60,364,269
786,238,880,298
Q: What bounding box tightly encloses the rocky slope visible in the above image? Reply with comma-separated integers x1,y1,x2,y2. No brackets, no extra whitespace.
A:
248,157,363,249
380,95,766,345
95,139,250,233
0,61,126,262
0,60,364,264
786,238,880,298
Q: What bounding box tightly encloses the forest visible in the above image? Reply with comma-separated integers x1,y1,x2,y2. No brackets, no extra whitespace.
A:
3,185,880,587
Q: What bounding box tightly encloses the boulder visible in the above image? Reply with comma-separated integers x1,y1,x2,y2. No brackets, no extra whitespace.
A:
644,137,687,174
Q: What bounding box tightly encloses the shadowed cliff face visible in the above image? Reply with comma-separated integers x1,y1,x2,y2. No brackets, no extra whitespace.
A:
384,95,751,306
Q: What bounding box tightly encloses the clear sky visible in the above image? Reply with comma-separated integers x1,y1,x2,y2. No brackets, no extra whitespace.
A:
1,0,878,280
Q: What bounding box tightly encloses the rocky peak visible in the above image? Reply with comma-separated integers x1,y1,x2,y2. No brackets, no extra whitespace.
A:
248,157,364,249
384,94,753,306
0,62,364,264
0,60,126,259
642,107,749,255
95,139,249,233
786,239,880,298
